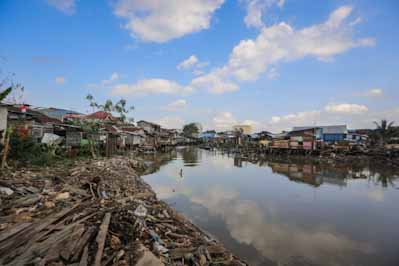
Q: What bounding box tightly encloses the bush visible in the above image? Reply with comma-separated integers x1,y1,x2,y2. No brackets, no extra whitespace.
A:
9,132,56,166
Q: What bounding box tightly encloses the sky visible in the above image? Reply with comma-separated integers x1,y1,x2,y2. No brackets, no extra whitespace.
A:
0,0,398,132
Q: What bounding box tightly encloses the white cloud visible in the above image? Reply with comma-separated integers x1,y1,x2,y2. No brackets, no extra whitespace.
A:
192,69,205,76
110,78,191,96
243,0,285,28
189,5,374,94
269,110,322,132
230,6,375,81
177,55,210,76
349,17,363,26
113,0,225,43
211,112,238,131
177,55,199,70
157,116,185,129
55,76,65,84
124,6,373,95
87,72,121,89
101,72,120,86
47,0,76,15
162,99,187,111
325,103,368,114
209,112,262,131
190,68,239,94
357,88,384,98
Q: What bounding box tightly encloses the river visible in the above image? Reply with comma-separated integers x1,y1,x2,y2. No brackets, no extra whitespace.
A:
142,147,399,266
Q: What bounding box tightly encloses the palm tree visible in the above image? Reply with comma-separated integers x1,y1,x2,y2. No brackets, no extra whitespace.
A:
373,119,396,146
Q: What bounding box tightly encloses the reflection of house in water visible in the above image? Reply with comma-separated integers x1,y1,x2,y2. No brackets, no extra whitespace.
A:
141,150,177,175
267,160,353,188
180,147,200,167
317,170,347,187
268,162,323,187
234,157,243,168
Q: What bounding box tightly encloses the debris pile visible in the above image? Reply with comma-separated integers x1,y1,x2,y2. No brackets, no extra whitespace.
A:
0,157,246,265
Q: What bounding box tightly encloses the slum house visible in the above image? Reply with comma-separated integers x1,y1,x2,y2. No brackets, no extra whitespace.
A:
35,107,82,122
347,130,369,146
82,111,125,155
288,127,322,150
270,132,290,149
137,120,161,134
119,127,146,148
250,131,273,146
4,104,61,142
0,104,10,142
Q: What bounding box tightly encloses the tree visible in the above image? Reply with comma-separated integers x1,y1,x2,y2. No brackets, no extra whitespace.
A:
372,119,397,146
0,87,12,102
0,69,24,103
86,94,134,122
183,123,200,138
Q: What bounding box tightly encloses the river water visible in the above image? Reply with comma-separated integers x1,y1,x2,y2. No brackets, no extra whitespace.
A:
142,147,399,266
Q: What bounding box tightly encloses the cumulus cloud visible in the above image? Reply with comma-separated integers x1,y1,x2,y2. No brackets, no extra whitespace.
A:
177,55,199,70
190,68,239,94
113,0,225,43
178,55,210,76
325,103,368,114
211,112,238,131
162,99,187,111
47,0,76,15
110,79,191,96
270,110,322,129
55,76,65,84
243,0,285,28
188,5,374,93
157,116,185,129
120,6,373,95
230,6,374,81
209,112,262,131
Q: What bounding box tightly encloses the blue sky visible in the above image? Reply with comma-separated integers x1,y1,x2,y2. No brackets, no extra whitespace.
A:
0,0,398,132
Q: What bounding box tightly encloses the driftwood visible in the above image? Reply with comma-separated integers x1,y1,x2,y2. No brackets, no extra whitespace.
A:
94,212,111,266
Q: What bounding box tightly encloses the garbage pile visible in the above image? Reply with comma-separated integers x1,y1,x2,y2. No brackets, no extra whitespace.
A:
0,157,246,266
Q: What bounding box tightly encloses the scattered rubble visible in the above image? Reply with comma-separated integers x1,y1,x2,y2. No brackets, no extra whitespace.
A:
0,157,246,265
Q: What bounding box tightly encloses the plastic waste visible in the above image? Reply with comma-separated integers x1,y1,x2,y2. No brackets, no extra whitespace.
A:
134,204,148,217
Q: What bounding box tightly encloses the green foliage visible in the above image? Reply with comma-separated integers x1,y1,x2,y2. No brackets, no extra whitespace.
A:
183,123,200,138
372,119,398,145
0,87,12,102
85,94,134,122
9,133,56,166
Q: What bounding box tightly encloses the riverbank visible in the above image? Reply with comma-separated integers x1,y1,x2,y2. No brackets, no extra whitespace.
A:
0,155,246,265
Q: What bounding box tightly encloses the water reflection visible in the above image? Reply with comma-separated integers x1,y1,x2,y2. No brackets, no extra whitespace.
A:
191,186,374,266
181,146,201,166
143,148,399,266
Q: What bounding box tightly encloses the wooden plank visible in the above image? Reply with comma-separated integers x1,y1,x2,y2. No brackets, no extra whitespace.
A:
71,226,96,262
94,213,111,266
79,245,89,266
0,222,32,243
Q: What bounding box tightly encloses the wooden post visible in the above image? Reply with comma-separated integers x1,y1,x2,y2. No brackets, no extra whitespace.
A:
1,127,11,169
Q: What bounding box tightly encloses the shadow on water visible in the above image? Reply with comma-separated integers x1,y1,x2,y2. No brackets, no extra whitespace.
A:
143,147,399,266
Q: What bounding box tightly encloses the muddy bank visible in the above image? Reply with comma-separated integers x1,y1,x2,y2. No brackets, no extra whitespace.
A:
0,156,246,266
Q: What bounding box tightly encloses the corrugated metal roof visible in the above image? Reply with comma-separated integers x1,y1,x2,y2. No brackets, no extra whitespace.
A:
321,125,347,134
293,125,347,134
